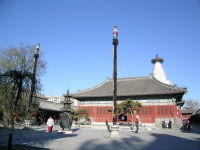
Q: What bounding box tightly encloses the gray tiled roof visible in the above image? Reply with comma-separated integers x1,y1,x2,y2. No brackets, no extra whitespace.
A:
39,100,63,111
181,109,197,114
72,76,187,98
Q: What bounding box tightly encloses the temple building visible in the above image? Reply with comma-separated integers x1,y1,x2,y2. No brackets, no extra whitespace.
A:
72,55,187,124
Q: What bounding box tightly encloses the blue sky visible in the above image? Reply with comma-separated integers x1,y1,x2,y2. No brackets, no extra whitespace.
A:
0,0,200,101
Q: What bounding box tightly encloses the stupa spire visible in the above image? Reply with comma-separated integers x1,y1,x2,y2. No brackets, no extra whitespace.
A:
151,55,172,85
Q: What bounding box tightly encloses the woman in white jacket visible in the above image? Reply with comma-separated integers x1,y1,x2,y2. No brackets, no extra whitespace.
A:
47,116,54,133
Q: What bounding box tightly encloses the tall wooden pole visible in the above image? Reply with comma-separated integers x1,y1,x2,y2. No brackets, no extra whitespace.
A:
29,44,40,106
112,25,118,125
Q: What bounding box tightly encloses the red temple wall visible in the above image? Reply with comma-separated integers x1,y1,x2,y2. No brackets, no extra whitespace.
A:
79,104,181,123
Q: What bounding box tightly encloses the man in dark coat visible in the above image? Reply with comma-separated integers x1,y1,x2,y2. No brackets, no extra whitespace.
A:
168,119,172,129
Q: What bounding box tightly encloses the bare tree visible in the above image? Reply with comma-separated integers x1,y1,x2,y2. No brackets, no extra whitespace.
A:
0,44,46,150
183,99,200,111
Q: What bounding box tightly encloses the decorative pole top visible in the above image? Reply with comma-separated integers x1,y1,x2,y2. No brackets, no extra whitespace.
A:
112,25,118,45
151,54,163,64
34,43,40,58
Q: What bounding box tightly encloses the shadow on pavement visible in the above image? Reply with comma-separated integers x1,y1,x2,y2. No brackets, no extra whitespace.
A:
180,124,200,134
77,132,200,150
72,128,80,132
0,144,50,150
105,121,111,133
0,127,78,148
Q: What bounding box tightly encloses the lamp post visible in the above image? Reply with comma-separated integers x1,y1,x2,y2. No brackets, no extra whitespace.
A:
112,25,118,125
29,43,40,106
110,25,120,137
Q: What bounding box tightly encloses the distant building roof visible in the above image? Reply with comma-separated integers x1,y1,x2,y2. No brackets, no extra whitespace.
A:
39,99,63,112
72,76,187,99
181,109,196,114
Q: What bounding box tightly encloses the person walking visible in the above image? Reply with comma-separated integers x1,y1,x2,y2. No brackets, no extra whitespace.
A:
135,115,140,133
185,119,191,131
162,120,166,128
37,116,42,126
47,116,54,133
168,119,172,129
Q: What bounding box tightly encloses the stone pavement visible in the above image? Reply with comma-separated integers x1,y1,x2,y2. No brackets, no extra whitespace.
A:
1,124,200,150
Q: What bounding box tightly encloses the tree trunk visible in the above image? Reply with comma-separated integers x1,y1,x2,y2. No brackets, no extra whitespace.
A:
78,117,80,127
8,129,13,150
8,119,14,150
129,108,134,129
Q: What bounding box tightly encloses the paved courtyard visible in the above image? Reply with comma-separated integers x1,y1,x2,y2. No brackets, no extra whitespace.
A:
1,124,200,150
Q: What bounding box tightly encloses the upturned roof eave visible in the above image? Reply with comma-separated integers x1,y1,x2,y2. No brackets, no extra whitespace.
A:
151,76,187,91
72,91,186,99
71,76,187,99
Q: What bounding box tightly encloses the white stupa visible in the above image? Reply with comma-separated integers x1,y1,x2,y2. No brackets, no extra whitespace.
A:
151,55,172,85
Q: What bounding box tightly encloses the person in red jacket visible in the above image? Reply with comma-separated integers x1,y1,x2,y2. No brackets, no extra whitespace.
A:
47,116,54,133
